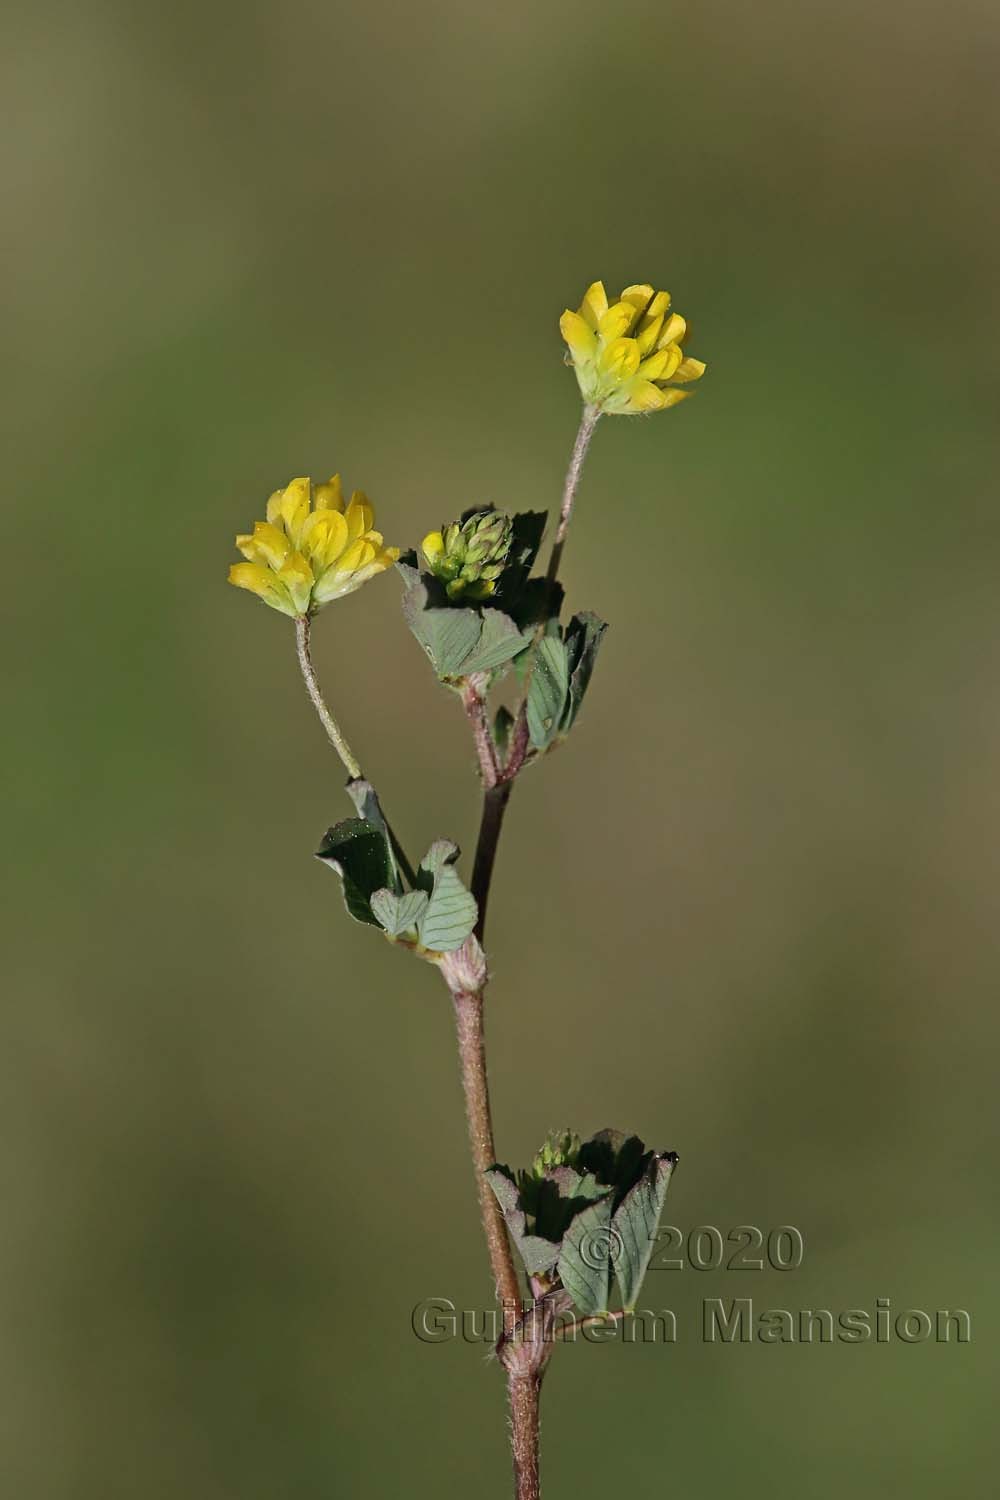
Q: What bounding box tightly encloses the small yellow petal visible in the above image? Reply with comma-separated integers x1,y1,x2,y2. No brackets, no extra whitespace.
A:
626,381,669,412
658,343,684,381
671,357,706,384
229,561,270,596
619,284,655,332
249,521,291,570
599,336,641,380
560,309,598,362
313,546,398,605
657,313,687,348
228,562,297,616
422,531,445,564
659,388,691,408
301,509,349,569
636,315,663,356
639,290,671,327
337,538,376,574
598,304,633,343
579,281,608,331
637,349,671,382
277,477,311,543
278,551,313,584
620,283,655,309
314,474,344,511
264,489,284,526
345,494,375,540
278,551,314,614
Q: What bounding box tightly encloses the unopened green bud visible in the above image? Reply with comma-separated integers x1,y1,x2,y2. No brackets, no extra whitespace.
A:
531,1129,581,1178
421,509,513,601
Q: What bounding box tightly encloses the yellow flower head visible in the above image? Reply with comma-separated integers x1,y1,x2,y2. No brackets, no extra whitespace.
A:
560,281,706,415
228,475,399,617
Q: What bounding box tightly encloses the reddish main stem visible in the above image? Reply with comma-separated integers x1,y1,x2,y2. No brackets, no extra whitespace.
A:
451,988,521,1314
508,1374,542,1500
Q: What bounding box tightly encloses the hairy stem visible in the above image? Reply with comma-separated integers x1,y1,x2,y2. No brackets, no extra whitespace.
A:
508,1374,542,1500
294,615,363,780
451,406,604,1497
452,988,522,1314
545,403,599,588
461,674,501,788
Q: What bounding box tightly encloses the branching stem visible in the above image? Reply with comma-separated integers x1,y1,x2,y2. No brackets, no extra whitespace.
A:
447,404,604,1498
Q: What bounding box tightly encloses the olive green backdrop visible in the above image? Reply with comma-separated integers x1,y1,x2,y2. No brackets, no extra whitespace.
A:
5,0,998,1495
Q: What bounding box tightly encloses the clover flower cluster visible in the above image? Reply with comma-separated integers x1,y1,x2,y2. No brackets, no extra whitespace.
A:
560,280,705,414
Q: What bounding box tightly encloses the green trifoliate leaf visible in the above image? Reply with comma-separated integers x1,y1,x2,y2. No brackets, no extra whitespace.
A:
410,840,477,952
423,607,484,678
485,1167,562,1276
417,866,478,952
528,1168,609,1245
526,633,570,749
417,839,461,881
495,511,547,599
459,609,531,675
547,1166,605,1203
522,612,608,750
560,612,608,734
557,1196,614,1316
399,561,480,676
505,576,563,633
398,560,529,683
610,1152,679,1310
488,1127,678,1314
346,779,416,890
315,818,392,926
577,1129,649,1203
489,509,555,628
370,887,429,939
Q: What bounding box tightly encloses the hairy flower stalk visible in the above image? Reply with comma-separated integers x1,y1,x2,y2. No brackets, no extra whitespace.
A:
294,615,363,780
546,404,599,588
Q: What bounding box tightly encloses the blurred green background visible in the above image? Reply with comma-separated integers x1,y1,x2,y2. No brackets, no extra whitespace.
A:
4,0,999,1494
